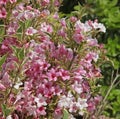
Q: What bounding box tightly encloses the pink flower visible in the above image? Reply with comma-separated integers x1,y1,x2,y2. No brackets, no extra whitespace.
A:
54,0,60,7
72,81,83,94
47,68,58,81
0,37,19,55
24,81,33,91
73,33,84,44
9,0,16,4
74,20,85,33
0,7,7,18
82,81,90,92
26,6,34,10
41,0,50,6
0,0,7,5
85,52,99,62
53,12,59,19
36,106,46,116
7,27,16,35
7,21,19,35
60,18,66,27
54,107,62,119
87,37,98,46
12,10,19,17
94,95,102,105
73,66,86,81
70,16,77,22
40,9,50,16
58,28,67,37
40,22,53,33
54,85,62,96
53,44,73,61
1,72,11,88
25,27,38,36
26,105,37,117
23,11,35,20
69,102,78,113
12,113,20,119
34,94,47,107
87,100,96,112
8,93,16,105
58,69,70,81
0,83,6,91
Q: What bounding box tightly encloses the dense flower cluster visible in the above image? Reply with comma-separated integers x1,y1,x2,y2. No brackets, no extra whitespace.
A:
0,0,106,119
0,0,16,18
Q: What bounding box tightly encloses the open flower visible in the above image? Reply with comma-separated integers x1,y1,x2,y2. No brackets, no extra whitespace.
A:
25,27,38,36
0,7,7,18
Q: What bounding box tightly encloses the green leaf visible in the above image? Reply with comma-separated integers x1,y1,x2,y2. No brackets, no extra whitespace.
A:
0,26,4,43
0,26,4,35
1,104,11,117
0,37,3,43
18,48,25,60
0,55,6,68
63,109,69,119
108,0,118,7
11,46,25,61
25,20,32,28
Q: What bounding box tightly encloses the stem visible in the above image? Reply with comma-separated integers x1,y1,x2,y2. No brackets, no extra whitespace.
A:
4,61,23,104
110,70,114,84
103,75,119,103
114,79,120,87
68,52,76,70
95,74,120,117
83,113,89,119
21,23,26,41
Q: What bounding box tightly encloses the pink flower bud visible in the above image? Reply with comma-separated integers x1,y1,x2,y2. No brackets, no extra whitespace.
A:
0,83,6,91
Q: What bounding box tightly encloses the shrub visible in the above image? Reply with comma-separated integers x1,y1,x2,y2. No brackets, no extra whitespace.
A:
0,0,106,118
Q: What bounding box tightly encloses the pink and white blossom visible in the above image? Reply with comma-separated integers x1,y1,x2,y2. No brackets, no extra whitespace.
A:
25,27,38,36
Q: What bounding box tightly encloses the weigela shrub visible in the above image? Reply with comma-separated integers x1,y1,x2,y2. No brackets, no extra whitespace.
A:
0,0,106,119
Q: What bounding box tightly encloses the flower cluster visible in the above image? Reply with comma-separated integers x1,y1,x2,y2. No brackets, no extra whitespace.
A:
0,0,16,19
0,0,106,119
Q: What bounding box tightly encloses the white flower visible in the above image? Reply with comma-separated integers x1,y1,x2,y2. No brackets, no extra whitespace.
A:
34,94,47,107
69,102,78,113
92,22,106,33
76,98,88,110
69,114,76,119
40,22,53,33
75,20,85,32
14,82,23,89
26,105,37,116
25,27,37,36
58,93,73,108
6,115,12,119
84,21,92,32
24,11,35,20
72,81,83,94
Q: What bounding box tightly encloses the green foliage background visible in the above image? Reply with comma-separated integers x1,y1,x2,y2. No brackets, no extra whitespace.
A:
60,0,120,118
